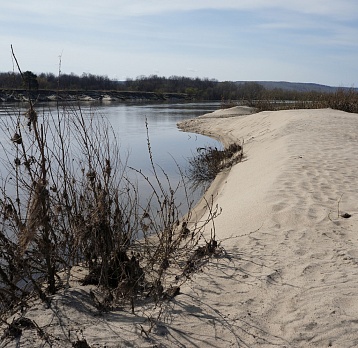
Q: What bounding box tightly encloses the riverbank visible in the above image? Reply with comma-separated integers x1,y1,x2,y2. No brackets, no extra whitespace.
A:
0,89,189,102
2,107,358,347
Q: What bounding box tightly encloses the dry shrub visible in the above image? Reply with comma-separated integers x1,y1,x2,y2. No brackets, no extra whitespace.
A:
250,88,358,113
187,142,243,189
326,88,358,113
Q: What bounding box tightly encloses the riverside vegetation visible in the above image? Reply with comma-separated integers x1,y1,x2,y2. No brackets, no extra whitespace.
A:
187,143,244,191
0,53,246,346
247,88,358,114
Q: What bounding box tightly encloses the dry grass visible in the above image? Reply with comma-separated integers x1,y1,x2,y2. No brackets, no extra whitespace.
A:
187,142,243,190
250,88,358,113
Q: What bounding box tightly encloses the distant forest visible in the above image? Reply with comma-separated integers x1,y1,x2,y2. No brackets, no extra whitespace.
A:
0,71,342,101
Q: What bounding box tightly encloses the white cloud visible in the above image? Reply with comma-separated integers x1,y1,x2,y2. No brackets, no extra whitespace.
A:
85,0,358,21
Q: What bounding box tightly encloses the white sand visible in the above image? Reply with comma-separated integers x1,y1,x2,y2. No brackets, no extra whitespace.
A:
2,107,358,347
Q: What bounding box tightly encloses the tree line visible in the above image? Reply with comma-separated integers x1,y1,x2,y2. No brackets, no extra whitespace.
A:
1,71,354,104
0,71,269,100
0,71,118,91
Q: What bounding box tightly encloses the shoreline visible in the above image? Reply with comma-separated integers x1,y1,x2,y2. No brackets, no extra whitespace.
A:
178,105,257,146
0,89,189,103
177,105,257,224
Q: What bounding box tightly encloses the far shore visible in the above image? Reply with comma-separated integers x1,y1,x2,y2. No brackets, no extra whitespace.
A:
0,89,189,103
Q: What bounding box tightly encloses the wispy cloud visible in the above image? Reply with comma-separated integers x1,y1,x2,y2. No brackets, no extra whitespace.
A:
3,0,358,20
1,1,357,86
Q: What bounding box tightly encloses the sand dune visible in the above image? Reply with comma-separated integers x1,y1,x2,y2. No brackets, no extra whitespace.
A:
2,108,358,347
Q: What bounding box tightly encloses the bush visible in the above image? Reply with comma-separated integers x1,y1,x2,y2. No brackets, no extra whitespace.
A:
187,143,243,189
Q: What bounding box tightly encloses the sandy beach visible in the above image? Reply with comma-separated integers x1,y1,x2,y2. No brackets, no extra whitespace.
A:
2,107,358,347
177,107,358,347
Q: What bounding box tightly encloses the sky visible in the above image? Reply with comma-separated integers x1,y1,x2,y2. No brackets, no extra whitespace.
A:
1,1,358,87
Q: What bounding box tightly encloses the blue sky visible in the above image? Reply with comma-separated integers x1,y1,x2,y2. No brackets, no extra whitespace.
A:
1,0,357,86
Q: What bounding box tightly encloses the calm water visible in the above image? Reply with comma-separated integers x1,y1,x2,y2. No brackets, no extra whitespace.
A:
0,101,221,213
103,102,220,172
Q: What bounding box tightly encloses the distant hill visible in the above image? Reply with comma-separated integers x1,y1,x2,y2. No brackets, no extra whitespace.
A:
235,81,356,93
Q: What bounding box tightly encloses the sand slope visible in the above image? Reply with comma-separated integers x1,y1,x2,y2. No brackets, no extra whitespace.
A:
2,108,358,347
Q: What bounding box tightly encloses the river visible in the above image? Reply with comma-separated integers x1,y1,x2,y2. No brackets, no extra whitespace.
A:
0,101,221,214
